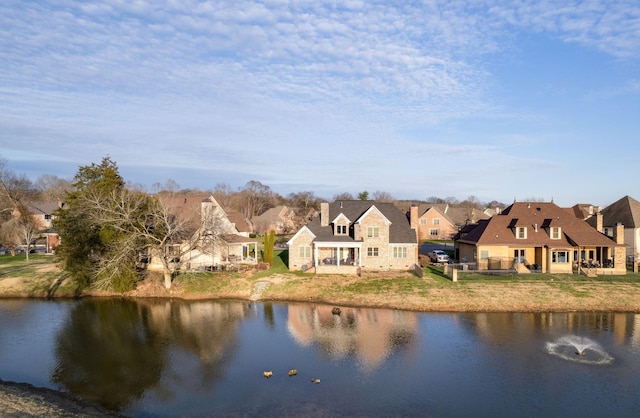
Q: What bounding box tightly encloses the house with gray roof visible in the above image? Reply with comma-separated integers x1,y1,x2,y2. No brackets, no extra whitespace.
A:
587,195,640,266
287,200,418,274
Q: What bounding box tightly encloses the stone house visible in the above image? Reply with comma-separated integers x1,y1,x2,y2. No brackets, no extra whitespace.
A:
587,195,640,267
455,201,625,275
287,200,418,274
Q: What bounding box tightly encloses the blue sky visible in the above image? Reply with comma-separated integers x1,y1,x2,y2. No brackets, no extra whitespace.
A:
1,1,639,207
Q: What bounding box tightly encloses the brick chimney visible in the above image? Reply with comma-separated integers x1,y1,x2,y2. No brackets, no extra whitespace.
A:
410,205,419,236
320,202,329,227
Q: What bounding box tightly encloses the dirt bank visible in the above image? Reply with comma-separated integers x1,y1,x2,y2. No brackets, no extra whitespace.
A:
0,379,122,417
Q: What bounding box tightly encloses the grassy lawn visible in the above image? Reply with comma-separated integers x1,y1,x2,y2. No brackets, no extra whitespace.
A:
2,252,640,311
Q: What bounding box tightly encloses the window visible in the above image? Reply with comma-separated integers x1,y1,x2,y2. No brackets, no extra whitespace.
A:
336,225,347,235
367,226,379,238
552,251,569,263
367,247,379,257
419,219,427,225
433,218,440,225
516,227,527,239
429,229,439,237
393,246,407,258
299,246,311,258
550,227,561,239
480,250,489,260
44,214,52,220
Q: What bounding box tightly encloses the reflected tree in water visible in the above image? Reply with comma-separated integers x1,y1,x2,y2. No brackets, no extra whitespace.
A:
52,299,166,411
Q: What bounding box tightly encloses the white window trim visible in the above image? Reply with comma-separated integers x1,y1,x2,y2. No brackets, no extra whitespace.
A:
393,246,407,258
516,227,527,239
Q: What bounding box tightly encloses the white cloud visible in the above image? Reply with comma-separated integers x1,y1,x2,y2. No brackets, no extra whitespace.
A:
0,0,639,203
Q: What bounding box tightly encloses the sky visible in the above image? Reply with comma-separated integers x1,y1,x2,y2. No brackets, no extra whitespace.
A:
1,1,639,208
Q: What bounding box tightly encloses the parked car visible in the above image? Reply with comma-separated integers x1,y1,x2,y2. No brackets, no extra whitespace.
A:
430,250,450,263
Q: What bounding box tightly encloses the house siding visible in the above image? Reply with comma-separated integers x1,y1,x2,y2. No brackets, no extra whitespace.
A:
288,228,315,271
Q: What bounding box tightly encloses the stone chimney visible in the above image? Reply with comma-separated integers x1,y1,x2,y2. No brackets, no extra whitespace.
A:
320,202,329,227
596,212,603,233
614,222,625,245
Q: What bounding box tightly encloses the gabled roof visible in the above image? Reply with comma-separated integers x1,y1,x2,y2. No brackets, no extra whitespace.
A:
253,205,292,223
226,210,252,233
417,203,489,226
591,195,640,229
307,200,416,244
28,201,63,215
567,203,599,220
458,201,618,248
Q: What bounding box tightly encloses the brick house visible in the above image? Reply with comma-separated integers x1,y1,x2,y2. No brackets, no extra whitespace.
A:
455,201,625,275
414,203,489,240
27,201,65,253
287,200,418,274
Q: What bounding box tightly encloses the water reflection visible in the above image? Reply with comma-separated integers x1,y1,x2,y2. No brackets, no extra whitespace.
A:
51,298,250,411
469,312,640,350
2,300,639,417
287,305,418,372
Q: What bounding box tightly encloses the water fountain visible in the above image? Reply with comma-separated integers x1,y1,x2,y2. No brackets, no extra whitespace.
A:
545,335,614,365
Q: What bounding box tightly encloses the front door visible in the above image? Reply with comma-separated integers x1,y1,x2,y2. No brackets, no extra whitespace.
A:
514,249,525,264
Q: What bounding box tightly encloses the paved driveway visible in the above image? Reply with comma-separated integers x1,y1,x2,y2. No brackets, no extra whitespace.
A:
419,242,454,255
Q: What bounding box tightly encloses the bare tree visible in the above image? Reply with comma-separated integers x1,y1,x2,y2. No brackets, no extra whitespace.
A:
35,174,72,201
82,187,200,289
332,192,354,201
213,183,235,209
0,218,22,255
372,190,395,203
0,159,40,258
239,180,274,219
287,191,320,213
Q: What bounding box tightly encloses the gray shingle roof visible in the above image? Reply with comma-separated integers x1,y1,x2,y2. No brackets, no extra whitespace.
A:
307,200,416,244
592,195,640,229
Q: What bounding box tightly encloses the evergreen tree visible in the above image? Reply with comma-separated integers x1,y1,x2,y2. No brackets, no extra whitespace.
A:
54,157,128,289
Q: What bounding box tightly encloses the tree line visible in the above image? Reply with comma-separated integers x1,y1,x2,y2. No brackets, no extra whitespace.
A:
0,155,507,292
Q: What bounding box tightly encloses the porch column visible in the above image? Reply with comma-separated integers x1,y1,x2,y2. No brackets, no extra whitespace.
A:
314,245,319,267
337,246,341,266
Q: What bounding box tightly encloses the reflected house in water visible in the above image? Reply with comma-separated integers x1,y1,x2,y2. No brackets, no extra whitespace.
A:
287,304,418,371
469,312,640,352
141,300,250,365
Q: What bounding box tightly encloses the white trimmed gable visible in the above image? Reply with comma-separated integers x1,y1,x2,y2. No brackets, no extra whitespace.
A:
332,213,351,225
287,225,316,246
356,205,392,225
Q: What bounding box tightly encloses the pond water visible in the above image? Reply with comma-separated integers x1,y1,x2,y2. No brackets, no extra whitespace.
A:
0,298,639,417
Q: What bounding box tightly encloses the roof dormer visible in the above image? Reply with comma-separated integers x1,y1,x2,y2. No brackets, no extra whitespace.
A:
332,213,351,236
